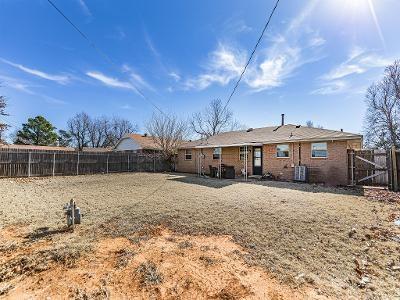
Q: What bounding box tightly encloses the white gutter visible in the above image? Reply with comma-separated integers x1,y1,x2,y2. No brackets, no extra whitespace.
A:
194,142,263,149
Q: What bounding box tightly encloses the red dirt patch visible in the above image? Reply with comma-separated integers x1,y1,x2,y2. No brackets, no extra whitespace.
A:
1,226,321,299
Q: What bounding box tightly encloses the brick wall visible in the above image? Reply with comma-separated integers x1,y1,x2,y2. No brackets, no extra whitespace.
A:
263,140,359,186
177,139,361,186
176,147,252,176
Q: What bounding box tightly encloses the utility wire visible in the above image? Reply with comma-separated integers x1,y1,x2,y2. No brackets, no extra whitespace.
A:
222,0,280,113
47,0,167,117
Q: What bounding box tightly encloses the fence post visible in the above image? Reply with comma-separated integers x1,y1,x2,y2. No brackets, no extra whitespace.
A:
350,150,355,186
391,146,398,192
28,152,31,177
52,152,56,177
127,154,130,172
76,152,80,176
153,151,155,172
106,154,109,174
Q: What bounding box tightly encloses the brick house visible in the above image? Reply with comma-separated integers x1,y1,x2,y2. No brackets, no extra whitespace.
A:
176,124,362,186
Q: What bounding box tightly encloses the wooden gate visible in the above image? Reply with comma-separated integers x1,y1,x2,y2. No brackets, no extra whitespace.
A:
348,149,388,186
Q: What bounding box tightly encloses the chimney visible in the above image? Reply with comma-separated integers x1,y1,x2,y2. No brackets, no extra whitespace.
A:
281,114,285,126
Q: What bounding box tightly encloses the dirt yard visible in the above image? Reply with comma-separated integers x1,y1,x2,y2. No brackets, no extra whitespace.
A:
0,172,399,299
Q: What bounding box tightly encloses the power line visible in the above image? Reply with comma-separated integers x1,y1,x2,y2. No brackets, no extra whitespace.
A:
46,0,167,117
222,0,280,113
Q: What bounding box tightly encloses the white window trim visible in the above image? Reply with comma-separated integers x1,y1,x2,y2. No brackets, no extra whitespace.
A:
184,149,192,161
276,144,290,159
311,142,328,159
213,147,222,160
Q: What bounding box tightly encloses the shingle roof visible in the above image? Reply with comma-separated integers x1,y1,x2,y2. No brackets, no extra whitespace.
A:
121,133,161,150
180,124,362,149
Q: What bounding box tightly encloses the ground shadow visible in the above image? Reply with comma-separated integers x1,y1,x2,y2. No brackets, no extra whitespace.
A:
25,226,71,240
168,174,237,189
169,172,364,196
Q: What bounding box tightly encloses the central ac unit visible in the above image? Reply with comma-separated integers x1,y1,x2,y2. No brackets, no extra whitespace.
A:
294,165,307,182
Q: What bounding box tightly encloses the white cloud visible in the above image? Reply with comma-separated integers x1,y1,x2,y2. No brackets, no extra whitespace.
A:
76,0,92,17
121,64,155,92
183,43,245,90
87,68,154,94
321,47,391,81
312,46,393,95
168,72,181,82
310,80,348,95
0,74,67,104
86,71,135,90
120,104,133,110
0,58,70,84
183,0,324,92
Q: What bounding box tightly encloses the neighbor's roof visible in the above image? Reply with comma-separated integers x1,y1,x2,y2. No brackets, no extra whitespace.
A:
180,124,363,149
117,133,161,150
0,144,75,151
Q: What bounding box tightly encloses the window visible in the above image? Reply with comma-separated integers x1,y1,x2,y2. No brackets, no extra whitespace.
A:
213,147,221,160
239,146,249,160
311,142,328,158
185,149,192,160
276,144,290,158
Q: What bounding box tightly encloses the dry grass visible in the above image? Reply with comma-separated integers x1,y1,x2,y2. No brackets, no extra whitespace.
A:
1,172,399,298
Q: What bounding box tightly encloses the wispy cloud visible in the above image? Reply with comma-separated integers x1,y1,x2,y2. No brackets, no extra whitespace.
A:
0,58,70,84
143,29,180,83
87,67,155,94
168,72,181,82
310,80,348,95
321,46,391,81
86,71,135,90
0,74,67,104
312,46,392,95
120,104,134,110
183,0,324,92
106,26,126,40
121,64,155,92
183,43,245,90
76,0,92,17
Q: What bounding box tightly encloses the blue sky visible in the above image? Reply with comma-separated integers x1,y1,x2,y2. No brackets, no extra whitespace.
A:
0,0,399,137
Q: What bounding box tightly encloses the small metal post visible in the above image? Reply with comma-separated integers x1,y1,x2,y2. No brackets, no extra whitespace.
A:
52,152,56,177
28,152,31,177
70,199,75,229
76,152,80,176
106,154,109,174
127,154,130,172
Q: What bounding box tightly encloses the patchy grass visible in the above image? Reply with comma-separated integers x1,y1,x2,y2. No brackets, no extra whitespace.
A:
1,172,399,298
136,261,163,287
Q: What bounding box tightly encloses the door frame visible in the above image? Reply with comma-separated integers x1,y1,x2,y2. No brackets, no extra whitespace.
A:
252,146,263,175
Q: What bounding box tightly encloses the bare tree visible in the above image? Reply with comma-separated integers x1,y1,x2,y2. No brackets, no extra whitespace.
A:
67,112,138,149
305,120,323,129
87,116,109,148
107,116,138,146
146,112,188,161
0,93,10,144
364,60,400,149
190,99,243,138
67,112,91,150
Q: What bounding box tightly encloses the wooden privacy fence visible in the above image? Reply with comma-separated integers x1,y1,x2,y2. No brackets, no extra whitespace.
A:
0,149,170,178
348,146,400,191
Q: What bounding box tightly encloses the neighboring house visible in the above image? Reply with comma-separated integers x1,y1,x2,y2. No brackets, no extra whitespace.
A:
0,144,75,152
114,133,161,153
82,147,113,152
177,123,362,186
